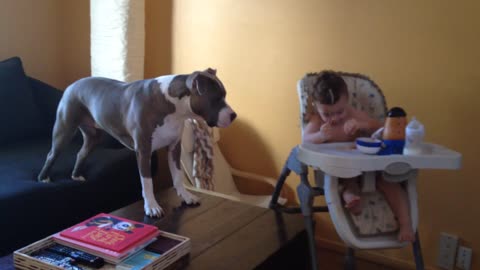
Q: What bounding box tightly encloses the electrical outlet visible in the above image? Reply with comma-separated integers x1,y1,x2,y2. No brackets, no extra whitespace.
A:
456,246,472,270
436,233,459,270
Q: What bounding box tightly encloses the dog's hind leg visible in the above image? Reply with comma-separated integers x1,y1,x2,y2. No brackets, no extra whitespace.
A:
38,112,79,182
71,124,102,181
38,94,85,182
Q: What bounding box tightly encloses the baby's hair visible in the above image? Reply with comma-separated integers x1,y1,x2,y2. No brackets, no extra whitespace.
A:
311,71,348,105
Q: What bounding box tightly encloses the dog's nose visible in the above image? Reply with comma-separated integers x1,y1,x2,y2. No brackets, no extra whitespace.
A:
230,112,237,122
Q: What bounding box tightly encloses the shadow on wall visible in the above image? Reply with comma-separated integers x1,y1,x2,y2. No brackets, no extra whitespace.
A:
220,118,297,204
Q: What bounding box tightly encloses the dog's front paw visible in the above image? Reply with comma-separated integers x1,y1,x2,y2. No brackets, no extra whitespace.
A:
144,199,164,218
38,177,51,183
178,190,200,205
71,175,86,181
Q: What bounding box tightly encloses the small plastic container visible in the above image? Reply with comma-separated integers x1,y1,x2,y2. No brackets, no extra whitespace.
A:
404,117,425,155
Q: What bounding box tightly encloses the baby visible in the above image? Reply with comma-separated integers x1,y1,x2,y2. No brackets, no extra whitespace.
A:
303,71,415,242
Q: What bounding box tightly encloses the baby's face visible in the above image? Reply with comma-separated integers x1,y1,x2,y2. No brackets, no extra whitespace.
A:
315,94,349,126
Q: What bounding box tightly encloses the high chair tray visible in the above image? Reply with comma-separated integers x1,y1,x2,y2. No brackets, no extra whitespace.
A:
297,142,462,178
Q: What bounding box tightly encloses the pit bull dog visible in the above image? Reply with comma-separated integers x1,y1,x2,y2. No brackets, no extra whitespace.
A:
38,68,236,217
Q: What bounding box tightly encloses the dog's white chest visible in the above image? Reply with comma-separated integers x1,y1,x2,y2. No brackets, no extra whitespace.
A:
151,114,183,151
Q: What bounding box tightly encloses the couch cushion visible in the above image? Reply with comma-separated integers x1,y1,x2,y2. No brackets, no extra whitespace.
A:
0,57,45,145
28,77,63,137
0,138,142,255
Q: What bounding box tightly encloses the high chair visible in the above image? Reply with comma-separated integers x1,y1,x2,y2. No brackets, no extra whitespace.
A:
269,71,462,270
181,119,287,208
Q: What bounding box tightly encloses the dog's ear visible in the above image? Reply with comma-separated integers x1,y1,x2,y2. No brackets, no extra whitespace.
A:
186,72,206,95
186,72,200,91
205,68,216,76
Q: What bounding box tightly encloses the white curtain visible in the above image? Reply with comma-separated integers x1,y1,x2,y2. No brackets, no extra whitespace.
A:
90,0,145,82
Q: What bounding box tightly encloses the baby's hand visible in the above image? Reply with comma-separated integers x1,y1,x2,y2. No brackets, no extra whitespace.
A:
344,119,361,136
319,123,334,142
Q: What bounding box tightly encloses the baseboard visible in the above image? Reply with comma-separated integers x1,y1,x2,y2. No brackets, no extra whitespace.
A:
316,237,437,270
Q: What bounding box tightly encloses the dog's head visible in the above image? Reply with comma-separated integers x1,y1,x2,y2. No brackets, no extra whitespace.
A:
186,68,236,127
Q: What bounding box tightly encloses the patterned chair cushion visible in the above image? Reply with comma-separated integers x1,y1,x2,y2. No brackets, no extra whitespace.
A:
348,192,399,235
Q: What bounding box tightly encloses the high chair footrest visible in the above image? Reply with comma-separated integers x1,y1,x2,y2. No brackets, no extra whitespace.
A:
270,205,329,214
312,187,324,195
311,206,329,212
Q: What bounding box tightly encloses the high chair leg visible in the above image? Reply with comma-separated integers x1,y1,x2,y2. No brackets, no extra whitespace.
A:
269,165,291,209
271,146,330,270
412,231,425,270
271,147,329,213
298,173,319,270
303,215,318,270
344,248,356,270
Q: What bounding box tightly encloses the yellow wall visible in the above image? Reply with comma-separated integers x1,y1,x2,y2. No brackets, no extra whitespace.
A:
1,0,63,87
57,1,91,87
0,0,90,89
171,0,480,268
0,0,171,87
145,0,173,77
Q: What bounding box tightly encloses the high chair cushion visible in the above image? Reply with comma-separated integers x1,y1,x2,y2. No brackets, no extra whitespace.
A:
341,75,387,121
349,192,399,236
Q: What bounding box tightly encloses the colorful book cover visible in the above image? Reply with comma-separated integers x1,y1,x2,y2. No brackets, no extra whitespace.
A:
59,213,159,254
53,232,158,263
116,250,161,270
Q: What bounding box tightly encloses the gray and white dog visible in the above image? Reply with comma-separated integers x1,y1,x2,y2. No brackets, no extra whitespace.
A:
38,68,236,217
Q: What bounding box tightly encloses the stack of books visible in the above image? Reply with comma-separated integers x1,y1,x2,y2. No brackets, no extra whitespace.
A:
15,213,190,270
52,213,161,264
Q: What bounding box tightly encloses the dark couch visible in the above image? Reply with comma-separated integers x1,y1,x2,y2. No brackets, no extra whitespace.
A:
0,57,145,255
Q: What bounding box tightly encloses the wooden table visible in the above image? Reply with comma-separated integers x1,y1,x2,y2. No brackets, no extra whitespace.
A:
110,188,309,270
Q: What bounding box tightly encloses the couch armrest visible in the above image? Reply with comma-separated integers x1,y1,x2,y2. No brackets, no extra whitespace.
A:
28,77,63,133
